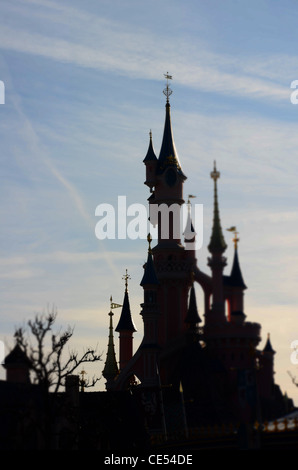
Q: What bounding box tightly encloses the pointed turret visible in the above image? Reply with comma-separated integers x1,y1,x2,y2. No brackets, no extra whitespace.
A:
208,161,227,254
230,246,247,289
115,270,137,333
228,228,247,289
143,130,158,163
184,195,197,260
259,333,276,400
102,304,119,389
183,196,196,244
115,270,136,371
140,234,159,287
225,227,247,321
263,333,275,354
156,77,186,179
144,131,158,191
185,283,201,326
206,161,227,324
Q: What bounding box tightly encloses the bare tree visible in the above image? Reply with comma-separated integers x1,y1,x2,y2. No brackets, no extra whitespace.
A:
14,306,102,393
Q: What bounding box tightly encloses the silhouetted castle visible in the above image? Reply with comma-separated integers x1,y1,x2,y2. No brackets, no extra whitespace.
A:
102,77,293,431
1,79,295,450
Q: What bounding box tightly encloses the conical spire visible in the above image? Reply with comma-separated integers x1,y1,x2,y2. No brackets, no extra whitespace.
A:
185,276,201,325
143,130,158,162
208,161,227,254
230,246,247,290
140,234,159,286
156,75,186,178
102,303,119,381
226,227,246,289
115,270,137,332
263,333,275,354
183,195,196,242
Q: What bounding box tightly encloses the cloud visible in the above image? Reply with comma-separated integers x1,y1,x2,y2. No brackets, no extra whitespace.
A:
0,1,290,103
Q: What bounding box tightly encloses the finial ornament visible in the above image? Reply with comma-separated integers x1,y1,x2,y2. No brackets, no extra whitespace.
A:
80,369,87,392
110,295,122,310
163,72,173,103
210,160,220,181
187,194,196,205
122,269,131,292
227,226,239,249
147,233,152,253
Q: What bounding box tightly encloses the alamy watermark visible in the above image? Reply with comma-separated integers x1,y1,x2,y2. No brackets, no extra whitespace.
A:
290,81,298,104
0,81,4,104
290,340,298,364
95,196,203,251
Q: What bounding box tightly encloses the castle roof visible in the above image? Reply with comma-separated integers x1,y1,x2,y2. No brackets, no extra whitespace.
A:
140,249,159,287
229,246,247,289
115,290,137,333
185,284,201,325
4,344,31,368
263,334,275,354
156,100,186,179
143,131,157,163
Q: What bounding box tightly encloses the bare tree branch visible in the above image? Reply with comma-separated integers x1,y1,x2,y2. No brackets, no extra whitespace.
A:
14,308,102,393
287,370,298,387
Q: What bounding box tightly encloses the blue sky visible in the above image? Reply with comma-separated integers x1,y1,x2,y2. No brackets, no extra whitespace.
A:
1,0,298,401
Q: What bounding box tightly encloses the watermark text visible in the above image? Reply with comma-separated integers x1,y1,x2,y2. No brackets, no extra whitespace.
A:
95,196,203,250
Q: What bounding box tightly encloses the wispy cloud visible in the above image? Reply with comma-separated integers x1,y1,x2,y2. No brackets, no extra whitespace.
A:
1,67,123,280
0,1,290,103
0,0,297,399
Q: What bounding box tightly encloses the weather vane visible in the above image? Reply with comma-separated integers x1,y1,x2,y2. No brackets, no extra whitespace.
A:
187,194,196,205
122,269,131,292
163,72,173,102
226,226,239,248
110,295,122,310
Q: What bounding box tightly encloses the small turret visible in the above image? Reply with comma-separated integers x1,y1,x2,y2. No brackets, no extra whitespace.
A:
207,161,227,324
226,227,247,321
3,343,31,384
208,162,227,255
263,333,275,355
102,299,119,389
259,333,276,400
183,195,197,257
115,270,136,371
228,227,247,290
143,130,158,191
185,281,201,329
140,235,159,288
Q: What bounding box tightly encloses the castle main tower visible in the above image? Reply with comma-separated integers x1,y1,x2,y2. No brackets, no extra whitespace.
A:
143,76,196,378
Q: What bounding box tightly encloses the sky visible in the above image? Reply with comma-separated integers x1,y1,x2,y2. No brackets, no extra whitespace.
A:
0,0,298,404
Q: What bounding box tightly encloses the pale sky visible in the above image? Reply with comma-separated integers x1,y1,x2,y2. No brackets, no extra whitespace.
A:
0,0,298,404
